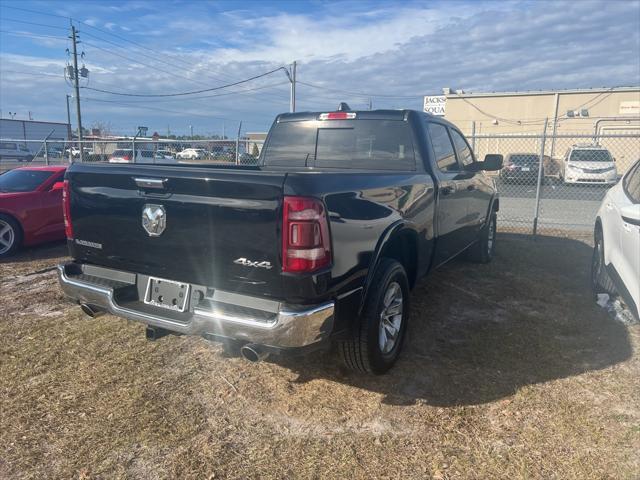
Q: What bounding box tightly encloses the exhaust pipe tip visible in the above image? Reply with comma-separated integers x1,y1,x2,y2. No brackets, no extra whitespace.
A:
240,344,268,363
80,303,104,318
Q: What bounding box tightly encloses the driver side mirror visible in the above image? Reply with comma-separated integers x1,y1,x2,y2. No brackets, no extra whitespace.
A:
479,154,503,171
51,181,64,191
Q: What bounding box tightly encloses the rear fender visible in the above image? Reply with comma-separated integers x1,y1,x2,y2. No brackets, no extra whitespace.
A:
358,220,416,316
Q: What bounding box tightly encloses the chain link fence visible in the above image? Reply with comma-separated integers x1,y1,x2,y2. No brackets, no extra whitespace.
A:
473,132,640,236
0,138,264,173
1,132,639,237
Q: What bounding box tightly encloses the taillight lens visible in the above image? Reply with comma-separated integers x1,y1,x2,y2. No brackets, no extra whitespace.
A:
282,196,331,273
62,180,73,239
123,155,132,161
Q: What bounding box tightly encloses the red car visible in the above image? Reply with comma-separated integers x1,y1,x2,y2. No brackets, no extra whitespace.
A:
0,166,67,258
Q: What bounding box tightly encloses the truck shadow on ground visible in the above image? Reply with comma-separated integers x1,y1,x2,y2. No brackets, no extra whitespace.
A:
276,233,634,406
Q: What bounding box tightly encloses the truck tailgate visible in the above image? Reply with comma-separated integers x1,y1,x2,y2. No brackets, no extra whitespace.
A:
66,164,286,299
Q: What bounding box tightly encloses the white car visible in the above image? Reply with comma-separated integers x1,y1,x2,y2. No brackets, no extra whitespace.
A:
592,158,640,321
176,148,207,160
109,149,176,164
561,145,617,185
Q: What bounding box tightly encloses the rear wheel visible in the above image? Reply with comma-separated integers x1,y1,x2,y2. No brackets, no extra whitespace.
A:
466,212,496,263
340,258,410,375
0,214,21,258
591,225,616,295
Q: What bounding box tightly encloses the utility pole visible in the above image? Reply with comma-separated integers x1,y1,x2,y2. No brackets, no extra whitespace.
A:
70,24,84,162
65,95,73,139
189,124,193,139
290,61,296,113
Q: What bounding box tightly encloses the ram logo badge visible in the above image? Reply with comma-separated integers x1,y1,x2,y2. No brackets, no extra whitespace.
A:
142,204,166,237
234,257,273,269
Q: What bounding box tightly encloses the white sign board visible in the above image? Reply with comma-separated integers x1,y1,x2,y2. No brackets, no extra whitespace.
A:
619,101,640,115
424,95,446,116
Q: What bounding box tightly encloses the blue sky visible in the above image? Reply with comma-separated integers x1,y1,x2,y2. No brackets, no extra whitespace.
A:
0,0,639,136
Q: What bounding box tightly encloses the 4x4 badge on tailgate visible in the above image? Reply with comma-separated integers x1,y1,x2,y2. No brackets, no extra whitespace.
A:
234,257,273,269
142,204,166,237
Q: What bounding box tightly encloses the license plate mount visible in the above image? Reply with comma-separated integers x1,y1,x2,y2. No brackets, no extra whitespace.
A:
144,277,190,312
521,167,531,172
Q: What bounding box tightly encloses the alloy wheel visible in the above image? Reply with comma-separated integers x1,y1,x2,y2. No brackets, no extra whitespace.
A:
378,281,403,354
0,219,16,255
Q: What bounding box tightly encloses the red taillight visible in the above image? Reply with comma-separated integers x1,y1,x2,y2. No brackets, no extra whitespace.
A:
62,180,73,239
282,196,331,273
123,154,132,161
319,112,357,120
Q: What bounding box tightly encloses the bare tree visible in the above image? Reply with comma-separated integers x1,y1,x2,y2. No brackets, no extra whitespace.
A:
91,121,113,158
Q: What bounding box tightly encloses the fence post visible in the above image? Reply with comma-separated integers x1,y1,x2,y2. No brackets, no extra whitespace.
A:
470,121,476,152
44,140,49,165
132,138,136,164
235,120,242,165
532,118,549,237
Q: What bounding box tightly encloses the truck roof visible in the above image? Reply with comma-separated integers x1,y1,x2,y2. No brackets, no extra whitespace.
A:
275,109,453,126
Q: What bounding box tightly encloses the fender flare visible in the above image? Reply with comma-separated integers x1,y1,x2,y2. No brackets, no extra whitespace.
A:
484,194,500,227
358,220,416,316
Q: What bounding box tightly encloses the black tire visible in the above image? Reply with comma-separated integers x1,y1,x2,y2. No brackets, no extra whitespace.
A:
466,212,497,263
591,225,616,296
340,258,410,375
0,214,22,258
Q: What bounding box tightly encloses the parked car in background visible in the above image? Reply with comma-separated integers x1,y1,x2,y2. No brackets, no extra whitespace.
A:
0,142,33,162
500,153,544,184
592,158,640,321
561,145,617,185
65,147,93,159
47,146,65,158
0,166,66,257
155,149,175,160
109,149,177,164
176,148,207,160
57,107,504,375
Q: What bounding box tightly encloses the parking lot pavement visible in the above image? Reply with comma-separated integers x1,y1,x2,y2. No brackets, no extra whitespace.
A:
497,179,609,232
1,235,639,479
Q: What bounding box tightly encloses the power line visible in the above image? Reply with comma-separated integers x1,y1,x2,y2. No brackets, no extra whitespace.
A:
81,40,218,87
82,66,288,97
0,4,292,105
0,69,62,78
85,82,290,104
0,29,67,40
0,17,68,30
82,97,271,126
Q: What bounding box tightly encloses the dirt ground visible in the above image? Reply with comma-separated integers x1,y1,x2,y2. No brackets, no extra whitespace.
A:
1,235,638,479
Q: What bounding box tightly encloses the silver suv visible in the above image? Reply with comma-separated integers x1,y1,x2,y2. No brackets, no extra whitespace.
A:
0,142,33,162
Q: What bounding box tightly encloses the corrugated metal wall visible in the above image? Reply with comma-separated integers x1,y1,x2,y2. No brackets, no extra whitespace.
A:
0,119,70,152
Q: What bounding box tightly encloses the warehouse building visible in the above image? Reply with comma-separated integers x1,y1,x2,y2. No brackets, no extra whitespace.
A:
425,86,640,168
0,118,70,154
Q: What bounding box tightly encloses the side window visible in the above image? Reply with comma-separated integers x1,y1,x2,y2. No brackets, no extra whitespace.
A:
449,129,474,167
623,161,640,203
427,123,458,172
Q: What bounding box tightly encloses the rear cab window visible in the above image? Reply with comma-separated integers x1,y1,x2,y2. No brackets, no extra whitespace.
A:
262,118,416,171
0,142,17,150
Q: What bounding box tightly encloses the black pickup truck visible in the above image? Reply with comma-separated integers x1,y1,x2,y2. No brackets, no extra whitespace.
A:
58,107,502,375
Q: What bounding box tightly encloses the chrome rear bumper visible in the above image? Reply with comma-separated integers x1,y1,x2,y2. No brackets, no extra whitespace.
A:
57,263,334,349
